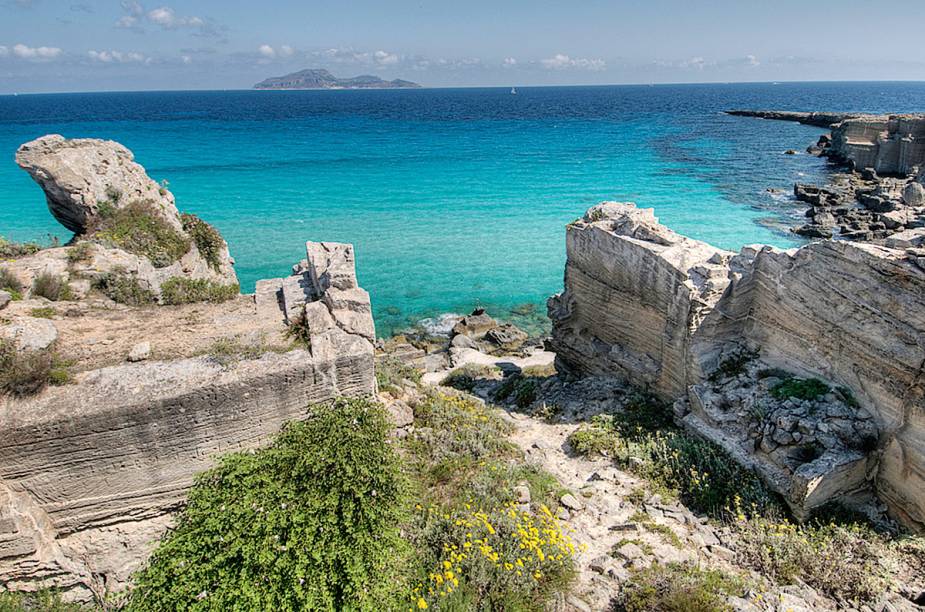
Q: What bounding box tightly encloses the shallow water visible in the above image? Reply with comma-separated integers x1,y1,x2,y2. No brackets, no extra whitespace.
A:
1,82,923,335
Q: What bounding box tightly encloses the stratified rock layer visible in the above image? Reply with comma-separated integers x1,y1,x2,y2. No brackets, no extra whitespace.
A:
0,241,376,599
550,203,925,529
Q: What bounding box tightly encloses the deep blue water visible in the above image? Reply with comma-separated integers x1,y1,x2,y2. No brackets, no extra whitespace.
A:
1,82,923,335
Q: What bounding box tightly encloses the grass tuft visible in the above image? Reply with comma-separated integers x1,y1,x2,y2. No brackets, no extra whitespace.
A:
159,277,239,305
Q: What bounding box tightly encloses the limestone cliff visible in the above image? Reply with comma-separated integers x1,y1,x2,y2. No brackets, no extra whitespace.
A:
0,241,376,599
550,203,925,529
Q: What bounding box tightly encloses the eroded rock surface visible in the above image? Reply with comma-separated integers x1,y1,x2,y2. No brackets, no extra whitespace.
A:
550,203,925,528
0,241,376,599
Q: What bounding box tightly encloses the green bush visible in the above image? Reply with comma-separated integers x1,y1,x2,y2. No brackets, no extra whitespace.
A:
769,377,830,401
0,340,71,397
128,398,410,611
29,307,56,319
376,356,423,392
494,373,538,409
66,241,94,264
0,267,23,297
441,364,499,392
567,394,780,519
733,516,893,603
93,270,156,306
0,589,85,611
0,236,41,260
404,392,575,610
31,272,73,302
181,213,225,271
708,349,757,382
93,200,190,268
159,277,239,305
612,562,744,612
282,306,313,348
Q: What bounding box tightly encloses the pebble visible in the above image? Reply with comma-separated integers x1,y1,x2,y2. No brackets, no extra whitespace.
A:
560,493,583,511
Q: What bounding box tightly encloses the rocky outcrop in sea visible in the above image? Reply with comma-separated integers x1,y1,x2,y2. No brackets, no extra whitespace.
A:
728,111,925,241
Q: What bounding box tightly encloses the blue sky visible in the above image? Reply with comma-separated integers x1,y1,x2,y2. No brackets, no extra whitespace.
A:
1,0,924,93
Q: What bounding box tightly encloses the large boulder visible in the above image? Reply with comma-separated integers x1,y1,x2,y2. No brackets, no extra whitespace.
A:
14,135,238,295
16,135,181,235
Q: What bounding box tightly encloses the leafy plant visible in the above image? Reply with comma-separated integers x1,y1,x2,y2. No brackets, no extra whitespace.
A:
93,270,156,306
128,398,410,611
769,377,830,401
66,241,94,264
376,356,423,392
708,349,758,383
0,236,41,260
0,340,72,397
567,394,780,519
612,562,744,612
92,199,190,268
0,267,23,296
29,307,56,319
441,364,499,392
159,277,239,305
31,272,73,301
0,589,85,611
283,306,313,348
181,213,225,271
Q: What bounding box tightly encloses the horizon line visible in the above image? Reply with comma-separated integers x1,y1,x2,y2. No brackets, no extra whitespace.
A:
2,78,925,98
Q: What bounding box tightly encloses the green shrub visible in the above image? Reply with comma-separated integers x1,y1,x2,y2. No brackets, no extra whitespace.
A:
612,562,744,612
733,516,893,603
93,270,156,306
93,200,190,268
441,364,499,392
0,589,85,611
159,277,239,305
0,236,41,260
404,392,575,610
376,356,423,391
567,394,780,519
0,267,23,296
66,241,94,264
0,340,72,397
283,306,313,348
128,398,410,611
29,307,56,319
181,213,225,271
708,349,758,382
770,377,830,401
494,373,538,409
31,272,73,302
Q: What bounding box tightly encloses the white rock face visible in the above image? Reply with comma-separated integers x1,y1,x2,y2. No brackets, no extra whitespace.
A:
551,203,925,529
14,135,238,294
828,114,925,175
16,135,181,235
0,317,58,351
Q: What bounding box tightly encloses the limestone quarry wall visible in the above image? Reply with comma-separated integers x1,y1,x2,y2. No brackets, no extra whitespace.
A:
829,115,925,176
550,203,925,529
0,241,377,599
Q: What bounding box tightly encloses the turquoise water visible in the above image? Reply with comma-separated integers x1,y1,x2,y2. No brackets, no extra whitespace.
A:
1,82,923,334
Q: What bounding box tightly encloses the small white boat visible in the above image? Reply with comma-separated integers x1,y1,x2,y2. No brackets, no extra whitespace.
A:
510,87,517,95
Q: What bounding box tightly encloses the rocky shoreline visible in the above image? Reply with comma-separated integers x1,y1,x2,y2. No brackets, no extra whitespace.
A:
728,110,925,241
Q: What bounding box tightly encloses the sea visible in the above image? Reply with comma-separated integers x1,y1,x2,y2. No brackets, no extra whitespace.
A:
1,82,923,336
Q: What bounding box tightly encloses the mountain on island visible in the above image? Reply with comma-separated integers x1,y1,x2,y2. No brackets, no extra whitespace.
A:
253,68,421,90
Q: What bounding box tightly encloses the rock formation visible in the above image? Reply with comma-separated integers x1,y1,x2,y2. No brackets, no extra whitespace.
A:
13,135,237,298
0,241,376,599
550,203,925,528
728,113,925,241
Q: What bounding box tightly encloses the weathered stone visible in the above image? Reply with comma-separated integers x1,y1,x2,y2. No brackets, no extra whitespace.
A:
560,493,583,511
513,484,531,504
305,241,358,294
0,317,58,351
613,542,644,561
0,291,9,310
127,341,150,362
485,323,528,348
551,202,925,529
450,333,479,350
451,309,498,339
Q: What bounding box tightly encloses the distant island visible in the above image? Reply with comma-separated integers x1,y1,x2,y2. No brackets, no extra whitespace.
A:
253,68,421,90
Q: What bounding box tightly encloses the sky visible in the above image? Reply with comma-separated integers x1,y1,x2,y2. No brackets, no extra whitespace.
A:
1,0,924,93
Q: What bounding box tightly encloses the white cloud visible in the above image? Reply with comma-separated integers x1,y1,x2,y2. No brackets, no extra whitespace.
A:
181,54,191,64
279,45,294,58
503,57,517,68
88,49,147,63
258,44,276,58
373,50,399,65
115,2,221,37
0,46,8,57
11,43,62,61
540,53,605,71
745,54,760,67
